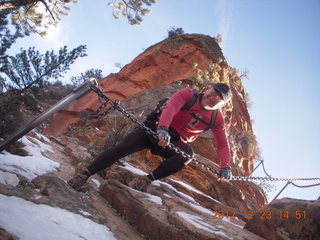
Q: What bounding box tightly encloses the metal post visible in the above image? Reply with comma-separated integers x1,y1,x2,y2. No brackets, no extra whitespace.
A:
249,159,263,176
271,181,291,202
0,79,97,153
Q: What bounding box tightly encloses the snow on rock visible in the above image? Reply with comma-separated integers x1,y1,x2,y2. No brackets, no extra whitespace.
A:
0,170,19,186
153,180,197,203
120,161,148,175
0,136,59,180
100,164,265,240
188,202,213,215
170,178,223,204
0,170,6,184
0,194,116,240
176,211,231,239
77,209,92,217
90,178,101,189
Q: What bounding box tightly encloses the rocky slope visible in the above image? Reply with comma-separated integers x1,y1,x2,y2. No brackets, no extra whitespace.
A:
0,131,264,240
1,130,319,239
1,34,319,239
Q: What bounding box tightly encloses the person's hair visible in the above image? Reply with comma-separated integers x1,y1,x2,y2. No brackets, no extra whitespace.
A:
211,83,232,103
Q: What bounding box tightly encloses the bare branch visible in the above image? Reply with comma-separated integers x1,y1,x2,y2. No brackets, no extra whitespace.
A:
39,0,56,21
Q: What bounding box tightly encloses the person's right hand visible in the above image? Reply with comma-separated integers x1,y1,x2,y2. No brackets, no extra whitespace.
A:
218,168,232,182
156,127,170,148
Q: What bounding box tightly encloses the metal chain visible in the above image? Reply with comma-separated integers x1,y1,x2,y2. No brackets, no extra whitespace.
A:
91,98,116,118
90,84,320,183
231,175,320,182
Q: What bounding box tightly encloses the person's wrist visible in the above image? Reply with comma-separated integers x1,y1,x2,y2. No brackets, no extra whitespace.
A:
156,126,168,135
156,127,170,142
157,126,168,131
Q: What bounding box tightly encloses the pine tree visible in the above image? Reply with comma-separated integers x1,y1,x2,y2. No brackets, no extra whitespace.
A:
0,0,156,42
70,68,103,86
108,0,156,25
0,0,77,36
167,26,184,38
0,9,25,72
1,45,87,92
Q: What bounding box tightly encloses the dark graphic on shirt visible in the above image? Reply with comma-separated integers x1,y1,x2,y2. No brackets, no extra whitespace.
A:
188,113,204,129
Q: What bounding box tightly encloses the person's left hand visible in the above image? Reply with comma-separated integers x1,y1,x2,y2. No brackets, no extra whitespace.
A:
156,127,171,148
218,168,232,182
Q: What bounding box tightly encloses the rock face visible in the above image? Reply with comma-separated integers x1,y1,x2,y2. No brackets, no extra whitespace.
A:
100,165,265,240
244,198,320,240
45,34,224,136
45,34,256,177
3,34,299,239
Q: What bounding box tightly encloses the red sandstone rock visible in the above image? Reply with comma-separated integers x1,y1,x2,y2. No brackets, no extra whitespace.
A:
45,34,256,178
99,165,265,240
244,198,320,240
45,34,224,135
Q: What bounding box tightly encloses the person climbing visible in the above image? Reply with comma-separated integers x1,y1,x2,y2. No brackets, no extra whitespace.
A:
67,83,233,192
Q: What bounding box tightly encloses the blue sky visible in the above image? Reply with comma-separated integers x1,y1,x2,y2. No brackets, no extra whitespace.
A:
10,0,320,201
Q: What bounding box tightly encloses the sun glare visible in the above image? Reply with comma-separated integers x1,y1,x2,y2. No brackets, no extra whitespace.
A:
35,2,67,49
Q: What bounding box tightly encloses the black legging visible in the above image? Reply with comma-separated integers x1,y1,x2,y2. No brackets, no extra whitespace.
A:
87,121,194,180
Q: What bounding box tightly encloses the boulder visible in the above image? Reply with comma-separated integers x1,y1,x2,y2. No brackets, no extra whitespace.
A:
100,165,265,240
244,198,320,240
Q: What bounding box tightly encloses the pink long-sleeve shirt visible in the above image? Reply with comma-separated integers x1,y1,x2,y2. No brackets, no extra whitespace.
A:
158,88,231,168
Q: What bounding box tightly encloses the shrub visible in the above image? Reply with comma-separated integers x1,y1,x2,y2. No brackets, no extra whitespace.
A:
177,60,229,92
167,26,184,38
0,94,38,137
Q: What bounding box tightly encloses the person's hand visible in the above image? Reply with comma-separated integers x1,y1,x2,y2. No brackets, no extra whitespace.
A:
156,127,170,148
218,168,232,182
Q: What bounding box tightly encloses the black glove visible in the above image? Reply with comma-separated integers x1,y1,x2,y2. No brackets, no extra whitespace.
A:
156,127,171,147
219,168,232,180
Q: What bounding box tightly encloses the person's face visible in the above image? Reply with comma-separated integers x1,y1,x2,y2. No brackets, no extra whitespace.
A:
202,87,224,110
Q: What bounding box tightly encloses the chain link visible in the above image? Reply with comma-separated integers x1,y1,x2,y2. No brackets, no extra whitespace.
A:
90,84,320,183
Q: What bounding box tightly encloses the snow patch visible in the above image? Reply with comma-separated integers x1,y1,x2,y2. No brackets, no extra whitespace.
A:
0,170,6,184
220,216,245,229
0,171,20,186
120,162,148,175
146,194,162,205
188,202,213,216
177,211,232,239
0,194,116,240
90,178,101,189
0,136,59,180
156,181,197,203
23,133,53,154
78,209,92,217
31,131,52,146
170,179,222,204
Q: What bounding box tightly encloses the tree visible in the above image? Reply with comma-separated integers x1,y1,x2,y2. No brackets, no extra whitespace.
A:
178,60,229,92
0,0,77,36
108,0,156,25
1,45,87,92
0,9,25,70
0,0,155,37
70,68,103,86
167,26,184,38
